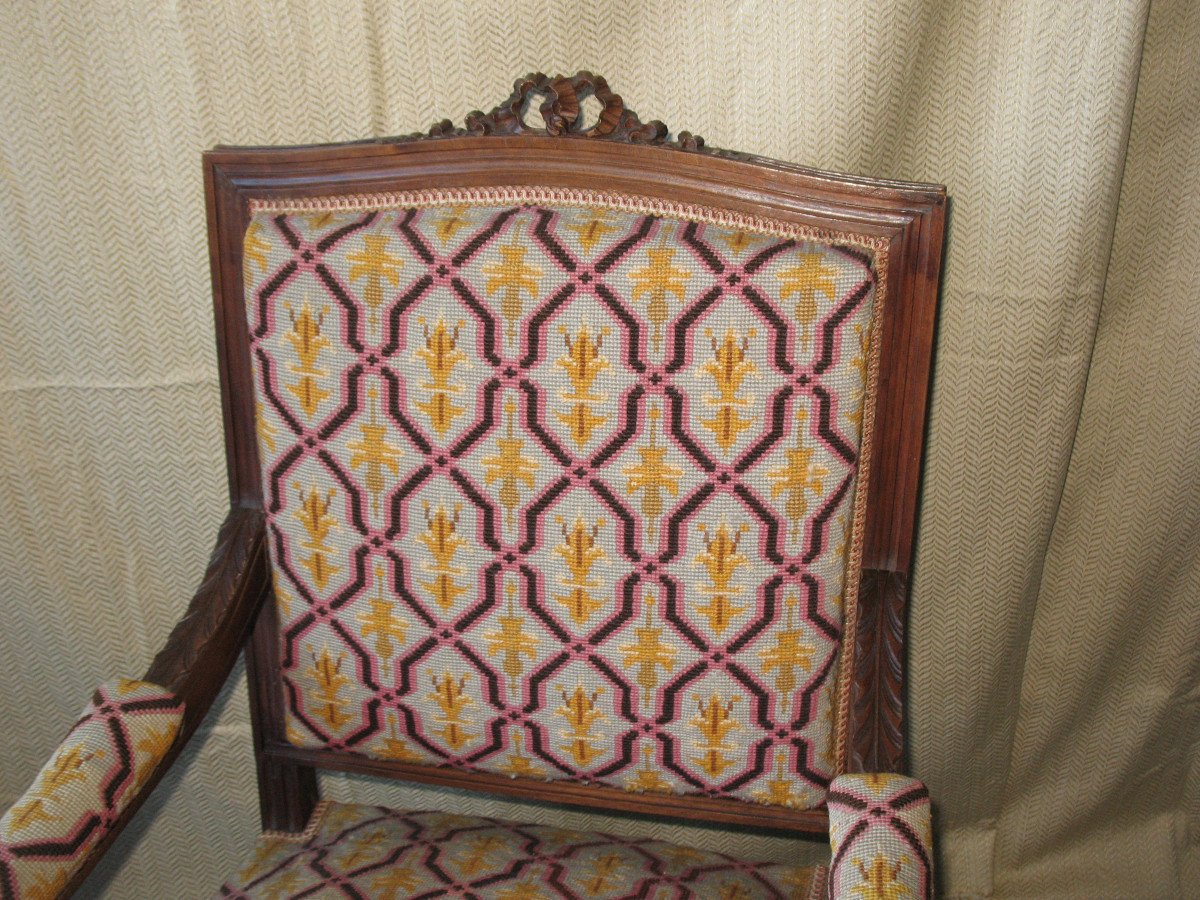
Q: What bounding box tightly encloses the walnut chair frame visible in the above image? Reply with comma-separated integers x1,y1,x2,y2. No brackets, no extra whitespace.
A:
8,73,945,898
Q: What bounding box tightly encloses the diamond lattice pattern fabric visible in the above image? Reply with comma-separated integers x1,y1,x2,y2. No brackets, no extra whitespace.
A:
243,190,882,810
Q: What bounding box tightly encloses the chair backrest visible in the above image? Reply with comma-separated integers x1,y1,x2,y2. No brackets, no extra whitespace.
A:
204,72,945,836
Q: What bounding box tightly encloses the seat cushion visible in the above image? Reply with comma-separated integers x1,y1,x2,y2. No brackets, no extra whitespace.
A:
220,800,825,899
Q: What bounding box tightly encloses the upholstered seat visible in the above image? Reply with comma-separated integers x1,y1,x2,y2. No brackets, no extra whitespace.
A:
218,771,932,899
0,73,944,898
221,803,825,899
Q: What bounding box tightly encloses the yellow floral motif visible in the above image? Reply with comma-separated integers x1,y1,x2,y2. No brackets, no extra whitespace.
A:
624,742,671,794
660,844,707,867
767,408,830,545
285,720,305,745
294,483,340,590
484,239,542,344
864,772,905,792
486,585,540,679
821,681,839,771
357,564,406,676
275,583,296,618
434,205,475,244
337,828,389,869
694,522,749,633
758,594,815,713
348,388,404,514
114,678,145,695
135,724,179,765
847,323,871,429
623,404,682,541
417,502,469,612
237,838,285,883
690,693,742,778
328,803,371,829
304,211,343,231
620,594,676,709
698,327,758,455
255,401,277,453
244,221,270,278
26,871,70,900
752,751,803,808
261,871,305,900
7,797,57,831
284,301,332,418
584,852,626,895
497,729,545,779
347,233,404,322
375,711,423,762
414,317,468,436
778,250,839,343
39,744,93,795
552,515,608,625
498,881,550,900
556,683,606,767
307,645,352,730
780,866,817,898
629,237,691,352
457,834,507,876
566,208,619,253
852,855,913,899
482,399,540,530
428,670,475,750
716,228,767,256
554,324,610,448
370,866,419,899
717,883,753,900
834,513,850,564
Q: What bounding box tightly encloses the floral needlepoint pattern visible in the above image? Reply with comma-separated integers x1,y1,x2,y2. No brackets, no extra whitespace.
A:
827,774,933,900
0,680,183,896
220,802,824,899
243,188,883,808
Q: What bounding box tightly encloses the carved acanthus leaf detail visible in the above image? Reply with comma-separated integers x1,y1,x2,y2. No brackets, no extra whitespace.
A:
847,568,907,773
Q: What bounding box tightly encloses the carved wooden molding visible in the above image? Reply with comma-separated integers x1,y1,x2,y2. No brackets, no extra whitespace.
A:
402,71,709,152
848,568,907,772
144,506,267,702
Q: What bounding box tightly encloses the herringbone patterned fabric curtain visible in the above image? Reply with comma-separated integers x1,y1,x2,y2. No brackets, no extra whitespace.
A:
0,2,1196,896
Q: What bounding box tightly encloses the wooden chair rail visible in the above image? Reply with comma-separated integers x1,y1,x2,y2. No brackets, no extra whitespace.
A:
265,741,831,835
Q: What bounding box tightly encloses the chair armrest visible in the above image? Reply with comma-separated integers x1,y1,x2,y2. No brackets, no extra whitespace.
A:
827,773,934,899
0,680,184,897
0,507,269,898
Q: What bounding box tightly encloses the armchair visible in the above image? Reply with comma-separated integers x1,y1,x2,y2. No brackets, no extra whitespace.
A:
1,72,945,898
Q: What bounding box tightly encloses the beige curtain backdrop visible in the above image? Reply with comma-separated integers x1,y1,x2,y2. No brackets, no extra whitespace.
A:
0,1,1196,896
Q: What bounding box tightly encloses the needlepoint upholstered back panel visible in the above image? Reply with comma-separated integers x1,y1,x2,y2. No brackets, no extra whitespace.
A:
241,186,887,813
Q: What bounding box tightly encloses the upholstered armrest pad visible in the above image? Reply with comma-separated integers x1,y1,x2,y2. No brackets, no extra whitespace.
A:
827,773,933,899
0,679,183,897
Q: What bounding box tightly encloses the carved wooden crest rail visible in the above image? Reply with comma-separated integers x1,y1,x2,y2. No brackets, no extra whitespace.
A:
400,70,710,152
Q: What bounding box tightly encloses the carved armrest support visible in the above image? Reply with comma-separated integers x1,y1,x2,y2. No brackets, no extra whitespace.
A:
827,773,933,899
846,569,908,773
23,507,269,897
144,506,269,724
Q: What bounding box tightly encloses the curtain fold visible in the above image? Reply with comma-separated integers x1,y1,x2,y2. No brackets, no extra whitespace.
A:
0,2,1195,895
